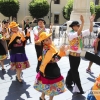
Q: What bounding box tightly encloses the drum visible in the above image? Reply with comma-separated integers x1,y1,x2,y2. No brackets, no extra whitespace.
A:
81,51,100,65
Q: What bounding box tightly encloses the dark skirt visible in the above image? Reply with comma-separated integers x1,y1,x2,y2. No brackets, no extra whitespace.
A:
0,42,6,55
10,53,30,70
0,42,7,60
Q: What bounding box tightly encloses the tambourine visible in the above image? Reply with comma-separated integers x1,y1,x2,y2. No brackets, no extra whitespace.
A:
23,16,32,20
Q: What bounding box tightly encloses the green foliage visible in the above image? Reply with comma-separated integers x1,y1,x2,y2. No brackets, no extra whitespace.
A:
29,0,49,18
63,0,95,20
95,5,100,20
0,0,19,17
63,0,73,20
90,1,95,14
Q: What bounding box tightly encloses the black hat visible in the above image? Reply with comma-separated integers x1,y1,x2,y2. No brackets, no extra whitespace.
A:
37,18,46,24
69,21,80,27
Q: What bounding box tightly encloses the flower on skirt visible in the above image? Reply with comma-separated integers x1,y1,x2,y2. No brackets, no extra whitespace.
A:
46,90,51,95
57,81,63,88
17,63,21,68
57,88,63,93
50,86,57,91
45,85,50,90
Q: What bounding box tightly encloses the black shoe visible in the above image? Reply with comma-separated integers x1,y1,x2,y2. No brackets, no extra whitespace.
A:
39,97,45,100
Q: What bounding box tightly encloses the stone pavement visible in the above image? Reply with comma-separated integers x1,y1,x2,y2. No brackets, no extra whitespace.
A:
0,42,100,100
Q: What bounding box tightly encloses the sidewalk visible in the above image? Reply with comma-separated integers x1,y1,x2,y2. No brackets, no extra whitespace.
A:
0,43,100,100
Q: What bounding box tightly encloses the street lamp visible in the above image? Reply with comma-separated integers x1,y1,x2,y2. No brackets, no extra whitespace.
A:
49,0,55,26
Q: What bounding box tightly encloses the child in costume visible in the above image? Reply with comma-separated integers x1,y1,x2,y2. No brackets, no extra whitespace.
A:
0,33,7,70
87,75,100,100
8,22,30,83
34,32,68,100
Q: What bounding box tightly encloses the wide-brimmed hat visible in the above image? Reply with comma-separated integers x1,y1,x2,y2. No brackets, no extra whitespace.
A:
36,32,52,43
9,21,19,29
37,18,46,24
69,21,80,27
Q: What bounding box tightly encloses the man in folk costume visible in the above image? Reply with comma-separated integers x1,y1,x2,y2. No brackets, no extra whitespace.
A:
65,15,95,94
33,18,52,73
8,21,30,83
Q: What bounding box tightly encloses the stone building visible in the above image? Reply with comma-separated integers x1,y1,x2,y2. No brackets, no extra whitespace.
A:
0,0,100,25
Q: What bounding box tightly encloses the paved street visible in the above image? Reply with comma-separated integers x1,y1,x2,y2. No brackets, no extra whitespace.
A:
0,27,96,100
0,38,100,100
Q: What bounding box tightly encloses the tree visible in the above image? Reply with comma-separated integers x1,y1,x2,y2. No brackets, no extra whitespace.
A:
95,5,100,21
90,1,95,14
63,0,73,20
0,0,19,19
63,0,95,20
29,0,49,18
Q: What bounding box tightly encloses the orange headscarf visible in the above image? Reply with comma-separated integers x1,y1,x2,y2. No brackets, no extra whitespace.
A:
8,32,25,45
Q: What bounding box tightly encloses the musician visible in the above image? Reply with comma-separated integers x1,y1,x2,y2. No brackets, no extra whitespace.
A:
65,15,95,94
22,18,35,44
33,18,52,73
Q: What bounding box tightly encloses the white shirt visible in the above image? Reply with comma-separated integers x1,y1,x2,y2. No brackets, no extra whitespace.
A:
33,26,50,41
33,26,50,35
68,29,90,53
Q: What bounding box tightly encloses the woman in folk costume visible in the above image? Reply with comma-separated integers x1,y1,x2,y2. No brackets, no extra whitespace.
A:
87,75,100,100
0,32,7,71
34,32,68,100
8,22,30,83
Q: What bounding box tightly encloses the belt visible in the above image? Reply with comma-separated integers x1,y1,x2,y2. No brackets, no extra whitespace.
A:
69,51,80,57
35,42,41,45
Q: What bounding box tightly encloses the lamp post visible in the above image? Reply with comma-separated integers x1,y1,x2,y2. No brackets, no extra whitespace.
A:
49,0,54,26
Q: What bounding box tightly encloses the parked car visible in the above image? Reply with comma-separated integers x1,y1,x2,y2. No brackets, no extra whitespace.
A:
59,22,67,31
93,24,100,33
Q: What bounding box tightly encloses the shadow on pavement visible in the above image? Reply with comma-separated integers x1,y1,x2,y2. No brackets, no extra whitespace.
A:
4,58,10,66
72,94,86,100
5,81,31,100
6,69,16,80
87,77,95,83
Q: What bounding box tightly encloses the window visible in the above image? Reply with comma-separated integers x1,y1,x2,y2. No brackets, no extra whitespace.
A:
54,14,59,24
54,0,60,4
95,0,99,5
